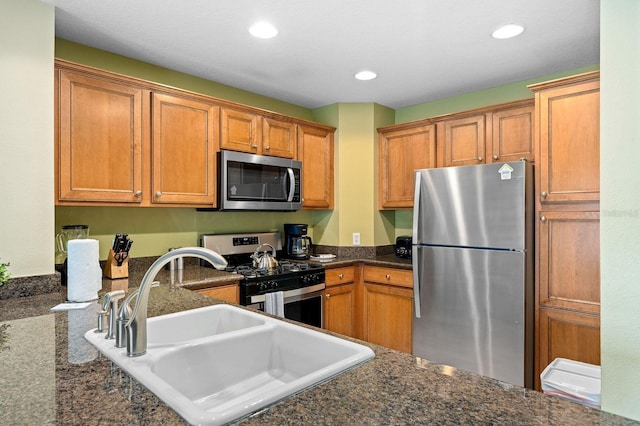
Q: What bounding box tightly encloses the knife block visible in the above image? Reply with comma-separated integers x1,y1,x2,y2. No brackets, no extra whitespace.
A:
103,249,129,279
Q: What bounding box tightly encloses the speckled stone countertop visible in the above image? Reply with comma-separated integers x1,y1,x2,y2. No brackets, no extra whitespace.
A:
0,260,637,425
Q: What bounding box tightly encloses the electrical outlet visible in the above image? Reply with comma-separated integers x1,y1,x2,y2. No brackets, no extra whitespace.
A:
352,232,361,246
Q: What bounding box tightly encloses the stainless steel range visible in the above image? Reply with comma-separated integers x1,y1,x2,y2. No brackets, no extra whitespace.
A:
200,232,325,327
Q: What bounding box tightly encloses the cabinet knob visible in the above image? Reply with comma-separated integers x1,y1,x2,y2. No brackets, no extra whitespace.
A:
252,144,258,149
156,191,162,197
265,146,271,150
135,190,142,197
477,157,483,162
540,216,547,223
385,274,391,280
325,293,331,299
493,155,498,160
338,273,344,279
541,191,548,199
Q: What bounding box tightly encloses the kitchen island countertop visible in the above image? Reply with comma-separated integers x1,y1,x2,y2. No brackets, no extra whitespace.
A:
0,265,636,425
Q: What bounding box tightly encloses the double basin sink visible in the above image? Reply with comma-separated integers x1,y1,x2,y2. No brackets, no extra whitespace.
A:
85,303,374,425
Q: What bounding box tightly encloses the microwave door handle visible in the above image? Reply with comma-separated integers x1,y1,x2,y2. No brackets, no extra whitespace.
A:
286,168,295,202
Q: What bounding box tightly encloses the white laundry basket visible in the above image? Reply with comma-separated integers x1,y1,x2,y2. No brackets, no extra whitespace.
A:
540,358,601,409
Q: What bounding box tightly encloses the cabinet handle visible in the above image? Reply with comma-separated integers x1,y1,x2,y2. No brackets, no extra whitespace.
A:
385,274,391,280
338,273,344,279
325,293,331,298
252,144,258,149
156,191,162,197
265,146,271,150
493,155,498,160
540,216,547,223
541,191,548,199
477,157,483,162
135,190,142,197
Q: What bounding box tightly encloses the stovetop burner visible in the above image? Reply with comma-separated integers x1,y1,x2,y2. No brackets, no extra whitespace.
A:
226,260,321,280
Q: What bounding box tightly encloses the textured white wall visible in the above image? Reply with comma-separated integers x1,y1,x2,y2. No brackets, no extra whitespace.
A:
0,0,55,277
601,0,640,420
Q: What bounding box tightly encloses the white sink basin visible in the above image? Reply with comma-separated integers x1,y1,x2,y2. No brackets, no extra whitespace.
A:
146,304,265,346
85,304,374,425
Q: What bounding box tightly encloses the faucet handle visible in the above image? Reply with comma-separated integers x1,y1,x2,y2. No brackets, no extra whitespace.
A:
104,290,125,339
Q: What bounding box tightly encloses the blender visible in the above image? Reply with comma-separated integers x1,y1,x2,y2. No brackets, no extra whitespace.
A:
56,225,90,284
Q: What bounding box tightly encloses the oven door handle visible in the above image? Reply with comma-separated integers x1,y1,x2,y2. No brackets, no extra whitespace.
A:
249,283,325,304
286,167,295,202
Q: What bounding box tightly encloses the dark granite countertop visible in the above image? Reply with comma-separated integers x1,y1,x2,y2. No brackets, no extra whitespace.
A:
1,260,637,425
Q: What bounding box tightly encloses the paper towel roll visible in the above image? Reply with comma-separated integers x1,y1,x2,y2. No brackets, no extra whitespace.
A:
67,239,102,302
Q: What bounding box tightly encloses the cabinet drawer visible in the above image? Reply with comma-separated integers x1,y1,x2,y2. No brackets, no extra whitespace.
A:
195,284,239,304
363,266,412,288
325,267,355,287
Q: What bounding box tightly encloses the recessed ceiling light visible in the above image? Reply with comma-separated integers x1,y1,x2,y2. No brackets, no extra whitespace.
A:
249,22,278,39
492,24,525,39
354,70,377,81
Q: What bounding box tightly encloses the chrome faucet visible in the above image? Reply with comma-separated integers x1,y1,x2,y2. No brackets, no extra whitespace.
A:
122,247,228,357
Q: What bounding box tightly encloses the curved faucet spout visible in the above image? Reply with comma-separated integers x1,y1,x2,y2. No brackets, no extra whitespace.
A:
125,247,228,356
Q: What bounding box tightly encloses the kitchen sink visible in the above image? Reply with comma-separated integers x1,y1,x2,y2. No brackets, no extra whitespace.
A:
85,304,374,425
146,304,265,346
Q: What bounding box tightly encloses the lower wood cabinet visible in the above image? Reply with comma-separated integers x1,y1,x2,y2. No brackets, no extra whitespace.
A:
323,266,358,339
536,307,600,389
195,283,239,304
362,266,413,353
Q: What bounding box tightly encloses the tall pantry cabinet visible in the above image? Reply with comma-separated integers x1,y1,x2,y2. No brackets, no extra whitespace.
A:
529,71,600,390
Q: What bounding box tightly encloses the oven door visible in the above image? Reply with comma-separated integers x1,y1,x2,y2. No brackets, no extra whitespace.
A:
248,283,324,328
219,150,302,211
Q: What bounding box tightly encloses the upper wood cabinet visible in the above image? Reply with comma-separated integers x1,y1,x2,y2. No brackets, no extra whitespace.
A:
297,124,335,209
220,107,262,154
220,107,296,158
436,99,534,168
530,72,600,204
151,92,218,205
378,124,436,209
263,117,297,158
377,99,533,209
491,102,534,163
437,114,486,167
55,60,335,208
56,69,144,203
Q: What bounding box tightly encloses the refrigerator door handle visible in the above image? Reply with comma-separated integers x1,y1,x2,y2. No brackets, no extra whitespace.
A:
412,171,422,318
412,249,421,318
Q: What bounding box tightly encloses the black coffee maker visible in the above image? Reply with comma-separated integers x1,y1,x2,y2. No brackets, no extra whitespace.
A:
283,223,312,260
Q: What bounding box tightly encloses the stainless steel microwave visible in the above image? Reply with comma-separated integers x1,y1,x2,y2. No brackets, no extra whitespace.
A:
218,150,302,211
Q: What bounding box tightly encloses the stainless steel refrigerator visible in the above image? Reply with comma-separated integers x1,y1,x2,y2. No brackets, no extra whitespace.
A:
412,161,534,388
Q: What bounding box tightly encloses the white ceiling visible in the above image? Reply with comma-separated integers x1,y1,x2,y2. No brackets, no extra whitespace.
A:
43,0,600,110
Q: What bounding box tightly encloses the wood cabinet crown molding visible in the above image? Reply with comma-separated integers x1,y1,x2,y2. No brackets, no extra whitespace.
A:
527,70,599,93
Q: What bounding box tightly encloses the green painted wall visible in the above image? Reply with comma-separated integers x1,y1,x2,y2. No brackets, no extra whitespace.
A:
55,39,313,120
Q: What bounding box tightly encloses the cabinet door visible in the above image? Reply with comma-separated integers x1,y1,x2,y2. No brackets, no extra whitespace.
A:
538,211,600,313
324,283,357,338
537,79,600,203
220,107,261,153
195,284,239,304
439,114,485,167
536,307,600,390
378,124,436,209
262,117,296,158
152,93,218,205
57,70,143,203
363,282,413,353
297,124,335,209
490,103,534,163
